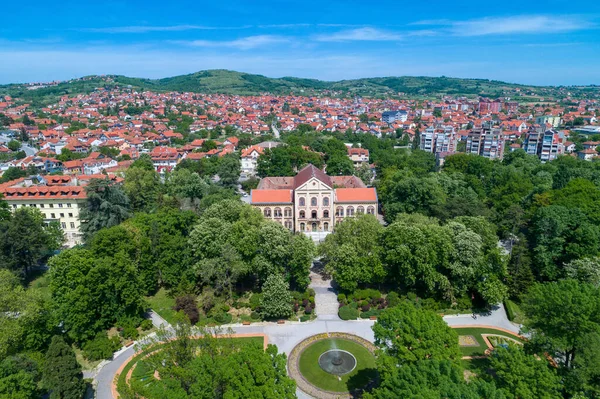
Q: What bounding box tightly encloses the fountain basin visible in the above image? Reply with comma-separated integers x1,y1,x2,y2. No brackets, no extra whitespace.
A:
318,349,357,375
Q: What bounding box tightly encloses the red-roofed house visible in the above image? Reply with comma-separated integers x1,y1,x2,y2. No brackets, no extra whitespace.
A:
241,145,264,176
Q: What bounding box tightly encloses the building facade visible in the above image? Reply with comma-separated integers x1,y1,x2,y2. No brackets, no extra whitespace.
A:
523,129,565,162
466,127,505,160
251,164,377,234
0,174,121,246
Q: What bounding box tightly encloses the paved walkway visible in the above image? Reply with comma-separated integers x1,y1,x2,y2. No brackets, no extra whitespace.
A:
309,271,339,320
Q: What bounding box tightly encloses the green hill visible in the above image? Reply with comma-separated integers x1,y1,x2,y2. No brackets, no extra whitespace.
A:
1,69,598,104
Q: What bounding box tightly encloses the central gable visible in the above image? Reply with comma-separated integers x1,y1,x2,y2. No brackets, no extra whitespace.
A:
294,164,332,190
295,176,333,191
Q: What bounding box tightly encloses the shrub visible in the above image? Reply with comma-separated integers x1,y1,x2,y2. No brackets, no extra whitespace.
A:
249,293,263,311
213,313,233,324
222,304,231,312
140,319,153,331
386,292,401,307
300,315,311,322
337,293,347,304
360,309,380,319
456,296,473,311
250,311,261,320
308,288,315,297
362,303,371,312
174,294,200,325
121,326,139,340
83,333,121,361
304,305,313,314
292,291,303,301
504,300,517,321
293,302,299,312
420,298,440,311
302,299,309,307
349,301,359,310
338,306,360,320
199,289,216,313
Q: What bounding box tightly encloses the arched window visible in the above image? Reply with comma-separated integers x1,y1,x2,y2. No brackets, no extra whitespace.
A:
274,207,282,217
367,206,375,215
300,223,305,231
311,223,317,232
324,222,329,231
299,197,305,206
263,207,272,217
323,210,329,218
357,206,365,214
323,197,329,206
299,210,305,219
336,206,344,217
284,207,292,217
311,197,317,206
347,206,355,216
311,210,317,219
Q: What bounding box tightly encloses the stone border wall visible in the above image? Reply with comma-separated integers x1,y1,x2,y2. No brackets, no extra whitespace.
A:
287,333,376,399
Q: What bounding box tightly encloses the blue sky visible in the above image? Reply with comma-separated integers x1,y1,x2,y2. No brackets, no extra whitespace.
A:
1,0,599,85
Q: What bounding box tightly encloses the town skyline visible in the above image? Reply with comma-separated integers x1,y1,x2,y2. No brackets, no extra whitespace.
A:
2,0,600,85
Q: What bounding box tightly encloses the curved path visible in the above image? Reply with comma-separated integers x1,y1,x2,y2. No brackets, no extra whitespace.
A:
94,285,520,399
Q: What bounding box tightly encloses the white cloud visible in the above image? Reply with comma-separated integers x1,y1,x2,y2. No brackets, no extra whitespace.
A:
315,27,403,42
81,25,250,33
411,15,592,36
179,35,289,50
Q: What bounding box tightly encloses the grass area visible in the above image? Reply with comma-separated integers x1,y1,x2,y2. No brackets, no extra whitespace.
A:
454,327,523,357
298,338,377,393
73,347,103,371
145,288,178,325
26,269,51,299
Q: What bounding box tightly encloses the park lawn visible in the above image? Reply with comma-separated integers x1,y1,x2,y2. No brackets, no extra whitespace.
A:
454,327,523,357
27,269,51,299
145,288,178,325
298,338,377,393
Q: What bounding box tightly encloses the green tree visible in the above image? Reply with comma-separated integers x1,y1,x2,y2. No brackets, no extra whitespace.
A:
320,214,385,291
489,345,562,399
365,359,502,399
530,206,600,281
326,154,354,175
165,168,209,210
564,257,600,287
79,178,131,242
130,153,155,171
287,234,315,291
260,274,293,319
43,336,86,399
373,302,461,363
216,154,241,188
523,279,600,376
0,208,63,277
123,166,161,212
49,248,145,342
0,353,45,399
7,140,21,152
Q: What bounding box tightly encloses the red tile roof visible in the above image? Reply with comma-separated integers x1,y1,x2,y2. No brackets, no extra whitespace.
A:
251,189,293,204
335,188,377,203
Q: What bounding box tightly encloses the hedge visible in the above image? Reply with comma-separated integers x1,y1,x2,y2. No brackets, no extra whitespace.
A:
338,306,360,320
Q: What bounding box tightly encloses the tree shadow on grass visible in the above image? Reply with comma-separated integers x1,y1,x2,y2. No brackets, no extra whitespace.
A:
346,368,379,397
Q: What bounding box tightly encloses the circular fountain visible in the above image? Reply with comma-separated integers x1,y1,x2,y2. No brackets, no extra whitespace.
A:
318,349,357,375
